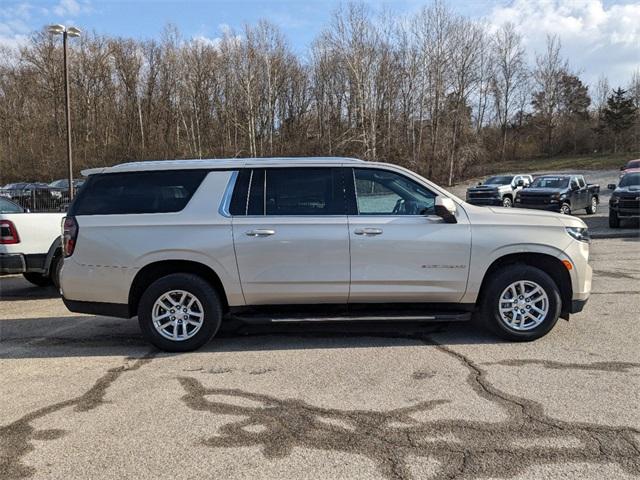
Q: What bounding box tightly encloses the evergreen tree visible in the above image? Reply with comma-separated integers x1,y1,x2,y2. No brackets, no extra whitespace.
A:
602,88,637,153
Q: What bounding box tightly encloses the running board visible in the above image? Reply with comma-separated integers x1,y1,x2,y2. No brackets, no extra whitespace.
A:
231,311,472,324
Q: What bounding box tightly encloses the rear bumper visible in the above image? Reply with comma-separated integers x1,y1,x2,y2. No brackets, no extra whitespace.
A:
62,297,132,318
0,253,26,274
0,253,46,274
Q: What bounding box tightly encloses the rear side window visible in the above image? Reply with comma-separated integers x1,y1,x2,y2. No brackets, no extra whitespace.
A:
71,170,207,215
229,167,346,216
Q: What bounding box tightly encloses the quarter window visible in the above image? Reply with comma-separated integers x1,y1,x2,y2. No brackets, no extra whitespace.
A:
353,168,436,215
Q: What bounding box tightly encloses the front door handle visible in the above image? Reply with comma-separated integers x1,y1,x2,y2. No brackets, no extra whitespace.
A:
246,229,275,237
354,227,383,236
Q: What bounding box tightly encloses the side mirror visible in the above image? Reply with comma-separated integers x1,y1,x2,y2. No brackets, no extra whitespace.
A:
608,184,616,190
620,166,625,171
434,197,457,224
477,181,482,186
516,179,524,186
571,183,579,191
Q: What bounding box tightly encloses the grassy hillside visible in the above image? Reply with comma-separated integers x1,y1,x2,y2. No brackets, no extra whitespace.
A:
469,152,639,178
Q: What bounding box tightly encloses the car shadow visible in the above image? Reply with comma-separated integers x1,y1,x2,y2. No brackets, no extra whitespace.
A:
0,279,60,300
0,314,500,359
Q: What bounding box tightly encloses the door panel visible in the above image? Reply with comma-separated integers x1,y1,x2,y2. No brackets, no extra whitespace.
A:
232,217,350,304
348,215,471,303
347,167,471,303
231,167,350,305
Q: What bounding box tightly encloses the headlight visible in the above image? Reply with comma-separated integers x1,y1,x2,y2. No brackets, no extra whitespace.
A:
566,227,590,243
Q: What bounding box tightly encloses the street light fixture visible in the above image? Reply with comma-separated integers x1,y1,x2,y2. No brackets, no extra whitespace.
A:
48,24,81,200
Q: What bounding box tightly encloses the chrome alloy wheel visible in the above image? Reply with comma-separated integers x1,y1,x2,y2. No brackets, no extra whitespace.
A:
590,197,597,213
152,290,204,341
498,280,549,331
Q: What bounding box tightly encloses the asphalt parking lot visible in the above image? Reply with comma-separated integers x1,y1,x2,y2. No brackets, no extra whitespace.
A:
1,237,639,480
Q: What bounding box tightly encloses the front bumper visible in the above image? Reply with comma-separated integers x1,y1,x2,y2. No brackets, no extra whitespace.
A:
514,202,561,212
610,206,640,218
467,197,503,206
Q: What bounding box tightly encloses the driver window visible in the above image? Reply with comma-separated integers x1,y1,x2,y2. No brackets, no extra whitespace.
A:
570,178,579,189
578,177,586,188
353,168,435,215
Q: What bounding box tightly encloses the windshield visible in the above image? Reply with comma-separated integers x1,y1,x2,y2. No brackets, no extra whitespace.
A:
619,172,640,187
530,177,570,189
625,159,640,169
484,176,513,185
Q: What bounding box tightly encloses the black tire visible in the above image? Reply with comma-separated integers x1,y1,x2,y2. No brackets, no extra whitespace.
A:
50,254,63,289
138,273,222,352
480,265,561,342
609,209,620,228
23,272,52,287
502,196,513,208
585,196,597,215
560,203,571,215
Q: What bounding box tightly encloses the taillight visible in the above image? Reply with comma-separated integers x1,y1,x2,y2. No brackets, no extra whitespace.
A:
0,220,20,244
62,216,78,257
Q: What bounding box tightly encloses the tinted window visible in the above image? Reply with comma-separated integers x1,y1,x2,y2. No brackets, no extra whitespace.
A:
229,170,251,216
578,177,586,188
71,170,207,215
353,168,436,215
248,169,265,215
485,175,513,185
0,197,24,213
253,168,344,216
619,172,640,187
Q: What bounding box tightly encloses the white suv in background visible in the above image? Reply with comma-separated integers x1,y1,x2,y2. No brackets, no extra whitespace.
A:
60,157,592,351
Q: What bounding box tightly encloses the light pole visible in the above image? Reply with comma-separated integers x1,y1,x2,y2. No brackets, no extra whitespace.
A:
48,24,81,200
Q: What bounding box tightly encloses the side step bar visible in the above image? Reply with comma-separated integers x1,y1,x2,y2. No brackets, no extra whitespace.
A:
231,312,472,324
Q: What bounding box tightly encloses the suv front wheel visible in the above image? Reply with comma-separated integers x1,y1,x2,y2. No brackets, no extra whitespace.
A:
480,265,561,341
138,273,222,352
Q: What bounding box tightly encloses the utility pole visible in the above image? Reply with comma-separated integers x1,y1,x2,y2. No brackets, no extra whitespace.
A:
48,24,81,200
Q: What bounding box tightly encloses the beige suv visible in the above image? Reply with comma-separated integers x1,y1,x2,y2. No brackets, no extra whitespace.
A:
60,157,592,351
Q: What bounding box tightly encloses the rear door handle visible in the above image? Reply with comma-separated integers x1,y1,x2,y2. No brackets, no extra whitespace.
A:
246,229,275,237
354,227,383,236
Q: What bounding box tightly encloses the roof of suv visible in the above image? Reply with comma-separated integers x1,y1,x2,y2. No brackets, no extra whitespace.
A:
82,157,365,175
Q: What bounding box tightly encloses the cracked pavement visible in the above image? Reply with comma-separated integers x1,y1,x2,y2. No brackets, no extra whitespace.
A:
1,238,639,479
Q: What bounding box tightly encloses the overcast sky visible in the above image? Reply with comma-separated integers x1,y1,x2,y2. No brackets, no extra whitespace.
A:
1,0,638,89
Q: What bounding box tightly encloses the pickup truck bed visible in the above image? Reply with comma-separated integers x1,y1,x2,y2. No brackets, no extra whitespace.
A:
0,212,64,287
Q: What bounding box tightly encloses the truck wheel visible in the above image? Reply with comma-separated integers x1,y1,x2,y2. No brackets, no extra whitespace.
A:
50,254,63,290
585,197,597,214
23,272,53,287
609,209,620,228
138,273,222,352
480,265,561,341
560,203,571,215
502,196,513,208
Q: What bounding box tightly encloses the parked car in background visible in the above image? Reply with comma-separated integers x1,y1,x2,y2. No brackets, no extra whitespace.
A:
1,182,64,212
620,159,640,177
515,175,599,215
608,171,640,228
60,157,591,352
0,197,28,213
466,174,533,207
0,206,64,287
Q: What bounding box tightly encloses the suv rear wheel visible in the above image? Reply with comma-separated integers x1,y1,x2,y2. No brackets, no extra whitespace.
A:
138,273,222,352
585,196,597,214
480,265,561,341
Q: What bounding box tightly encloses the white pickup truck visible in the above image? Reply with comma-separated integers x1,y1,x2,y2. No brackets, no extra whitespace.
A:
0,197,64,287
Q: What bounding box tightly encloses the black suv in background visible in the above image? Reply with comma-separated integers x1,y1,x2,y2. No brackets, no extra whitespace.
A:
466,174,532,207
608,172,640,228
515,175,599,215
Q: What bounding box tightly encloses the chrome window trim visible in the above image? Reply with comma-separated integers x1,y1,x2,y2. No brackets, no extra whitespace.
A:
218,170,239,218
